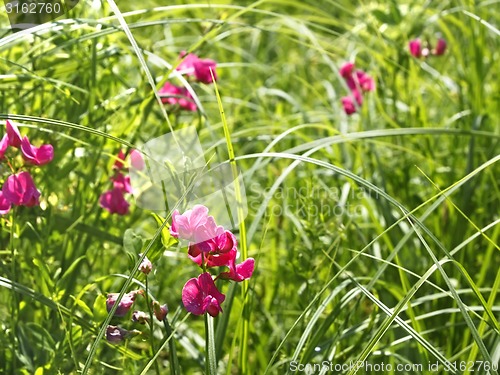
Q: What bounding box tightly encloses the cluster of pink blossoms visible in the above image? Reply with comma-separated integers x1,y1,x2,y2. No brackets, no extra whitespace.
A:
105,255,169,344
339,62,375,115
0,120,54,215
171,205,254,317
408,37,447,58
159,51,217,112
99,149,144,215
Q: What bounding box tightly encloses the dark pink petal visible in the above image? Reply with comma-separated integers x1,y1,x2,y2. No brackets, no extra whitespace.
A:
177,51,199,75
202,296,223,317
20,136,54,166
130,149,145,170
214,230,237,253
2,171,40,207
341,96,357,115
106,292,137,317
0,134,9,159
339,62,355,78
0,191,11,215
111,172,133,194
158,83,197,111
198,272,225,304
99,188,129,215
356,71,375,92
434,38,447,56
193,59,217,83
6,120,22,148
219,257,255,282
409,39,422,58
182,277,205,315
113,149,126,170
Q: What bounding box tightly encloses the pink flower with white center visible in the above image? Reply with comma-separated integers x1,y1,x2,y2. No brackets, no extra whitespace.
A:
20,136,54,166
182,272,225,317
130,149,145,170
6,120,22,148
2,171,40,207
170,205,215,242
138,253,153,275
111,172,132,194
433,38,447,56
99,188,129,215
177,51,218,83
0,134,9,159
0,191,11,215
159,82,197,112
409,39,422,58
106,291,139,317
219,254,255,282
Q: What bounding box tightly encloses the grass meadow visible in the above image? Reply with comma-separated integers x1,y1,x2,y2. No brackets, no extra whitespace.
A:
0,0,499,374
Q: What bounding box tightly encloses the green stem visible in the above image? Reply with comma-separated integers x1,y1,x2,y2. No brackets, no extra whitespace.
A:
9,209,18,373
145,278,161,375
163,318,180,375
205,314,217,375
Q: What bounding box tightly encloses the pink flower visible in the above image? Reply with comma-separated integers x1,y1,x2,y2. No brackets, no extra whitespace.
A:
130,149,145,170
409,39,422,58
355,71,375,92
99,188,129,215
111,172,132,194
113,149,126,170
106,291,139,317
159,82,197,112
0,134,9,159
131,310,148,324
6,120,22,148
106,325,131,343
219,256,255,282
188,230,237,267
177,51,218,83
170,204,213,241
0,191,11,215
2,171,40,207
153,301,168,321
182,272,225,317
20,136,54,166
138,253,152,275
339,62,355,79
433,38,447,56
341,90,362,115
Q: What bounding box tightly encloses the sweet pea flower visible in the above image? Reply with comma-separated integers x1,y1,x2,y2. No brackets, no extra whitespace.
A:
409,39,422,58
170,204,215,242
20,136,54,166
153,301,168,321
177,51,217,83
188,230,237,267
106,325,140,344
339,62,355,78
159,82,197,112
434,38,447,56
2,171,40,207
182,272,225,317
113,149,126,170
130,149,145,170
6,120,22,148
0,191,11,215
99,188,129,215
131,310,149,324
106,291,140,317
111,172,133,194
0,134,9,159
138,253,153,275
341,90,363,115
219,255,255,282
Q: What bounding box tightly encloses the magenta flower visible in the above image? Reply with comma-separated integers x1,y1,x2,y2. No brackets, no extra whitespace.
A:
339,62,355,79
111,172,132,194
106,325,131,344
188,230,237,267
341,90,362,115
153,301,168,321
177,51,218,83
182,272,225,317
6,120,22,148
159,82,197,112
99,188,129,215
138,253,153,275
0,191,11,215
130,149,145,170
20,136,54,166
113,149,126,170
0,134,9,159
106,291,138,317
2,171,40,207
219,255,255,282
409,39,422,58
170,204,215,241
433,38,447,56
